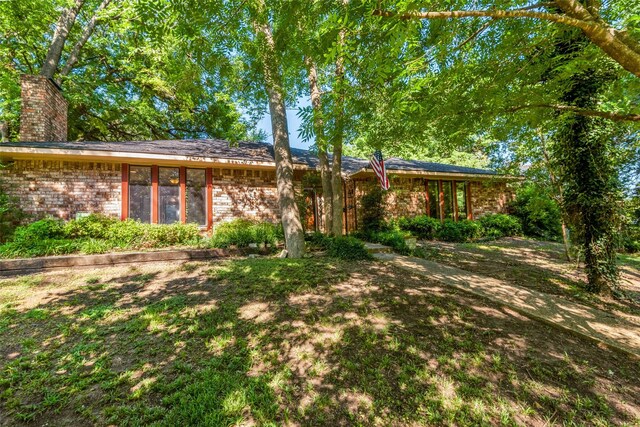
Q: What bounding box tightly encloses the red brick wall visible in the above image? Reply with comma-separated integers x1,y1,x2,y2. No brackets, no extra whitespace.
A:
19,75,68,142
0,160,121,220
211,167,280,224
353,176,515,228
470,180,515,218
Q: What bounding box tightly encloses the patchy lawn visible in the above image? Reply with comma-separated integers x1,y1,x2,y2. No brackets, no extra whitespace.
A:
1,257,639,426
417,238,640,318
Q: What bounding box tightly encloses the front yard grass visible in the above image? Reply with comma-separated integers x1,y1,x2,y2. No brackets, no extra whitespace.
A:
1,257,639,426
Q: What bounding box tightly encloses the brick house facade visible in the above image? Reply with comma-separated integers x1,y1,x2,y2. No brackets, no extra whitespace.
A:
0,75,518,235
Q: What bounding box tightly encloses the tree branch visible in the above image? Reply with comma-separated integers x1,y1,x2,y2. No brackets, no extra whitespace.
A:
373,6,640,77
59,0,114,81
507,103,640,121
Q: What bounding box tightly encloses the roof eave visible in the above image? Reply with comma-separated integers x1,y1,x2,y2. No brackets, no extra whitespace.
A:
349,167,521,181
0,146,311,170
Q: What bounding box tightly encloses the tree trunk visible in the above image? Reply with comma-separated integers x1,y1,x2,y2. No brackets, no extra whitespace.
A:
331,2,348,236
41,0,86,79
305,57,333,233
252,7,305,257
58,0,113,82
561,220,571,262
0,121,8,142
540,130,571,262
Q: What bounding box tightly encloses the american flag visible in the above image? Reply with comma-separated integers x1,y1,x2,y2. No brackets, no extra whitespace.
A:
370,150,390,190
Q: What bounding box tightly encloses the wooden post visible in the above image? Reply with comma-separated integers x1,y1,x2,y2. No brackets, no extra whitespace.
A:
353,180,358,231
206,168,213,231
121,163,129,221
467,182,474,220
151,165,159,224
343,180,348,235
438,180,444,222
179,167,186,223
424,179,430,217
453,181,459,221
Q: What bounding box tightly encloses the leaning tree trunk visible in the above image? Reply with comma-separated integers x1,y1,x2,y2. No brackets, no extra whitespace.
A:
58,0,113,83
305,57,333,233
252,8,305,257
41,0,86,79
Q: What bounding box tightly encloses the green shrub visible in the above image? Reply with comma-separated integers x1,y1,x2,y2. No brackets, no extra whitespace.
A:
253,222,282,245
436,219,482,242
478,214,522,239
305,231,331,250
63,214,117,239
509,186,562,240
0,238,80,258
0,191,27,243
208,219,280,248
397,215,440,240
370,230,411,255
145,223,201,247
328,236,372,260
105,220,146,247
79,238,113,255
360,187,388,234
12,218,65,243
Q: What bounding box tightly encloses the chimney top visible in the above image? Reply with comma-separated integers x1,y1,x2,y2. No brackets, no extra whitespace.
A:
19,74,68,142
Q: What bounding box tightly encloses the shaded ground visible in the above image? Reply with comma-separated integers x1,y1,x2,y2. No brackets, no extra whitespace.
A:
417,238,640,319
1,257,639,426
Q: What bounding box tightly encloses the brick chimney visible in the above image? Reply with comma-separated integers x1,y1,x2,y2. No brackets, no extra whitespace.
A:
19,75,68,142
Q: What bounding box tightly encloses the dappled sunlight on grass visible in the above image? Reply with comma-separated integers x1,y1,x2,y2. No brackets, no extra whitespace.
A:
0,257,639,425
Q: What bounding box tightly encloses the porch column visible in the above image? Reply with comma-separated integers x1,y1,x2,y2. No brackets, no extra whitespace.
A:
151,165,159,224
121,163,129,220
179,167,186,223
206,168,213,230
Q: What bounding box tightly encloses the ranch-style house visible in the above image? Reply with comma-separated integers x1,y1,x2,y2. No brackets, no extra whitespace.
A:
0,75,517,233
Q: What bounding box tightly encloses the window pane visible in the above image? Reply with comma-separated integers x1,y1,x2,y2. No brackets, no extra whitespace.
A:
427,181,439,219
159,167,180,224
129,166,151,223
442,181,454,220
186,169,206,226
457,182,467,220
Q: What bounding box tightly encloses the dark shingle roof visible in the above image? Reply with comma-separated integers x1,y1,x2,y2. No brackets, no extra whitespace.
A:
0,139,497,176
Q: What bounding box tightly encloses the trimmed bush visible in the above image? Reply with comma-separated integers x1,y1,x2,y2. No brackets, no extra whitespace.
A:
328,236,372,260
436,219,482,243
397,215,440,239
478,214,522,239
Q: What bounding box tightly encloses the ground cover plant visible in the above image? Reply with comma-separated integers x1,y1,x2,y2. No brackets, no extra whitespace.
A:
206,219,283,249
0,216,202,258
0,216,288,258
0,258,639,425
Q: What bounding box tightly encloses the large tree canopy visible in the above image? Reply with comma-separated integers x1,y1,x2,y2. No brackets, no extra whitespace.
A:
0,0,252,141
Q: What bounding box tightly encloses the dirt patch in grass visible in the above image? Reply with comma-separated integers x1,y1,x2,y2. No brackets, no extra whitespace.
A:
0,257,639,426
417,237,640,319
